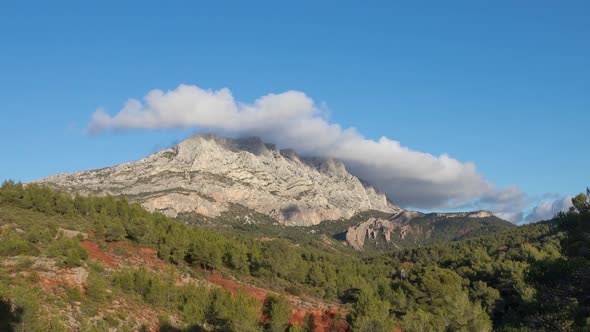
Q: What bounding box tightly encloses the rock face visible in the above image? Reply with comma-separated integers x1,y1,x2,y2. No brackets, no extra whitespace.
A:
344,210,502,250
37,134,400,226
433,210,494,219
345,211,423,250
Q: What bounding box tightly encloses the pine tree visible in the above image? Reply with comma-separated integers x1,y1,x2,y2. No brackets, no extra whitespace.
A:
263,294,291,332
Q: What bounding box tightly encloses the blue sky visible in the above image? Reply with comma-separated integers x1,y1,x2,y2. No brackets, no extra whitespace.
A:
0,1,588,222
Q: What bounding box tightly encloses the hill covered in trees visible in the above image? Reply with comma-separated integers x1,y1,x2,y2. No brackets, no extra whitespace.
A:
177,207,514,254
0,181,588,331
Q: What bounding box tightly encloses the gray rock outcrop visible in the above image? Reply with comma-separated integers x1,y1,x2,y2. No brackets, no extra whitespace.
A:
344,210,496,250
36,134,401,226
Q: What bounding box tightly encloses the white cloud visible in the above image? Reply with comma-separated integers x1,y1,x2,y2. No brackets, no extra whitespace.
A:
524,196,573,223
89,84,534,222
475,185,531,223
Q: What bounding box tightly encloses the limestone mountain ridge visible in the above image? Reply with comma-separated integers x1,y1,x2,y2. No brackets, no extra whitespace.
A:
37,134,401,226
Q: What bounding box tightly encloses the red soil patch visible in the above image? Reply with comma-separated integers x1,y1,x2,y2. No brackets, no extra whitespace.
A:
208,273,269,303
81,240,119,268
290,309,308,326
138,247,162,268
139,247,157,255
41,277,59,288
105,241,165,271
208,274,349,332
290,308,350,332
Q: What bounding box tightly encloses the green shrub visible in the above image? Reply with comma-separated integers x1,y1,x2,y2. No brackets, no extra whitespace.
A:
86,271,108,302
285,285,302,296
25,222,56,244
0,230,37,256
104,220,126,242
263,294,291,332
47,237,88,267
14,256,34,270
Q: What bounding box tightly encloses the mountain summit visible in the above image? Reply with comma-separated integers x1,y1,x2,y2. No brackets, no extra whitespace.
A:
37,134,400,226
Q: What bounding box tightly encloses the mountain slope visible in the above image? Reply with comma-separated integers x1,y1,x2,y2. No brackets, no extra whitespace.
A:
0,183,350,332
37,134,399,226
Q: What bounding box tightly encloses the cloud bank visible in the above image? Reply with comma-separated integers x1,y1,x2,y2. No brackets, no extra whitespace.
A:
89,84,556,222
524,195,573,223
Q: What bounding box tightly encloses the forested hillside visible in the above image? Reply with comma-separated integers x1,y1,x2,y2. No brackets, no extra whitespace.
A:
178,208,514,254
0,181,588,331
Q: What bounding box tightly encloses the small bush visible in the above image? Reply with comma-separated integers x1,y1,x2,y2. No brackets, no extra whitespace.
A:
47,237,88,267
285,285,302,296
86,272,108,302
15,257,34,270
0,230,37,256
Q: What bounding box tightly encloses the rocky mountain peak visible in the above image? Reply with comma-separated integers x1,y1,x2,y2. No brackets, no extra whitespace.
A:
36,134,400,226
301,157,348,177
180,134,277,156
